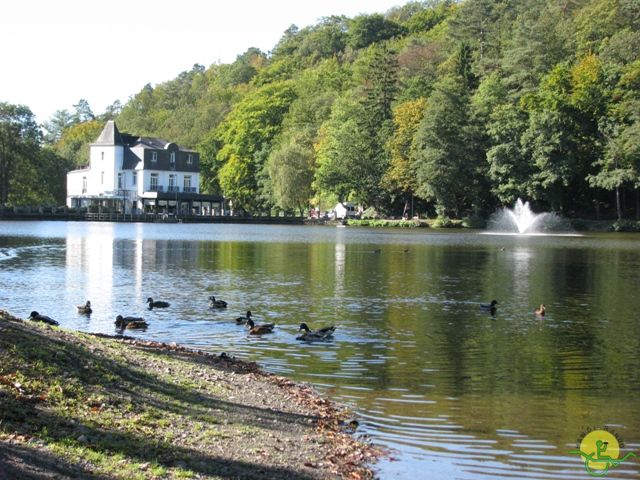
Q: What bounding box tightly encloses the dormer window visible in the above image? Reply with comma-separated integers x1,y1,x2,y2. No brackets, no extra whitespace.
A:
187,154,193,165
170,152,176,169
151,151,158,162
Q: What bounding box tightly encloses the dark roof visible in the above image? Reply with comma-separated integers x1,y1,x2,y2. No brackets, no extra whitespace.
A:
93,121,196,153
93,121,123,146
135,137,169,149
122,149,141,169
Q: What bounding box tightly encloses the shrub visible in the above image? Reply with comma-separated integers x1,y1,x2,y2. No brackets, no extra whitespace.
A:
432,215,454,228
611,219,640,232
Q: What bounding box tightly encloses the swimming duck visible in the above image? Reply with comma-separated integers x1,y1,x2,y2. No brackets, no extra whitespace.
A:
534,304,546,316
296,322,335,341
115,315,148,329
480,300,498,310
235,310,252,325
246,318,275,334
29,311,59,326
209,296,228,308
76,300,92,315
147,297,170,309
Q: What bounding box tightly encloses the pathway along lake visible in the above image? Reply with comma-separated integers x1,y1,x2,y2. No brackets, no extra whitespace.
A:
1,221,639,479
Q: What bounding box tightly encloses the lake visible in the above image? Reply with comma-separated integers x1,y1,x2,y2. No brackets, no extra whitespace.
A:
1,221,639,479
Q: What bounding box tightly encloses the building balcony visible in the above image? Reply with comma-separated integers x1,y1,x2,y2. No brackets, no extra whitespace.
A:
184,187,197,193
167,186,180,192
149,185,164,192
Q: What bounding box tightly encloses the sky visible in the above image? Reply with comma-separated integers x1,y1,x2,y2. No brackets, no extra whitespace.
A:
1,0,404,124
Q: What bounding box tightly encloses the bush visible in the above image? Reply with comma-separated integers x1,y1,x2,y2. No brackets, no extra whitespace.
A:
361,207,379,219
611,219,640,232
432,215,454,228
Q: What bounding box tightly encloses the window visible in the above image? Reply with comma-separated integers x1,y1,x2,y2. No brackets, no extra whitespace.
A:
82,177,87,194
184,175,192,192
168,174,178,192
187,154,193,165
151,151,158,162
170,151,176,169
117,173,123,189
132,171,137,186
101,171,104,185
150,173,159,191
101,151,104,161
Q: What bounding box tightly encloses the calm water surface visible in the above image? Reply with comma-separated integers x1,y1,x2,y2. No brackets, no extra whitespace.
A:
1,221,639,479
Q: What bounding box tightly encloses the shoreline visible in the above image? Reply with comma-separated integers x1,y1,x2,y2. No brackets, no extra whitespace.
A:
0,310,383,479
1,210,637,232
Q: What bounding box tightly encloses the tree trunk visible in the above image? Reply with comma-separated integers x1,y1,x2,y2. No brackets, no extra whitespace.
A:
616,186,622,221
636,189,639,220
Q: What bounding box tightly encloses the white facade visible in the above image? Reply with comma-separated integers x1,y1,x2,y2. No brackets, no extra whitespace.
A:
334,202,358,219
66,121,211,214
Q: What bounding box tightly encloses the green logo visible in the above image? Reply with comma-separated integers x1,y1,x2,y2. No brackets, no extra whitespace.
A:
569,428,637,477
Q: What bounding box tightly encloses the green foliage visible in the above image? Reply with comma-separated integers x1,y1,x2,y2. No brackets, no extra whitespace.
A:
348,14,406,50
30,0,639,219
412,74,481,216
52,120,103,168
214,81,297,210
266,139,314,214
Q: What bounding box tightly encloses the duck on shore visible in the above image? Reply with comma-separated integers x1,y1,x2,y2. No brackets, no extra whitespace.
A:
29,311,59,326
296,323,335,341
147,297,170,309
235,310,252,325
535,304,546,316
76,301,92,315
209,296,228,308
246,318,275,334
115,315,148,329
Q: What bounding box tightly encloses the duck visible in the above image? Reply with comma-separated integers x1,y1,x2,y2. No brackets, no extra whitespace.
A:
147,297,170,309
115,315,148,329
29,311,59,326
246,318,275,334
76,300,92,315
480,300,498,310
534,304,546,316
296,322,335,341
480,300,498,315
209,296,228,309
235,310,252,325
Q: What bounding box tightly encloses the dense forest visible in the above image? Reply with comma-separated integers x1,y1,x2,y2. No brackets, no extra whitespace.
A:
2,0,639,222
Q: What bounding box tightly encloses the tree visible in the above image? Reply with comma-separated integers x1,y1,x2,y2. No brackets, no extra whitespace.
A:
213,81,297,211
43,109,74,144
347,14,406,50
412,75,481,217
73,99,95,123
0,103,41,204
267,139,314,215
588,60,640,219
315,45,399,210
382,97,426,212
53,120,103,168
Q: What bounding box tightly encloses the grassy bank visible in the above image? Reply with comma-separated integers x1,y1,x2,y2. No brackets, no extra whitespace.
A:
0,310,379,479
334,218,640,232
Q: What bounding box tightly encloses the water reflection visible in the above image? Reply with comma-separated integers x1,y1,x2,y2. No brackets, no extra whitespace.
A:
1,221,639,479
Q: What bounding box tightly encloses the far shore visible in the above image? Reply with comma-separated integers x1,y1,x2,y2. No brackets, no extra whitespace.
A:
1,206,637,232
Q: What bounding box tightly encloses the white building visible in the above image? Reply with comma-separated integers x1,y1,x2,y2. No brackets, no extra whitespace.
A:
333,202,359,219
66,121,223,215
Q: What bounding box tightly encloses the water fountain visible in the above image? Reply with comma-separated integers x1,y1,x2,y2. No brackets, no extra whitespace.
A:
487,198,572,234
